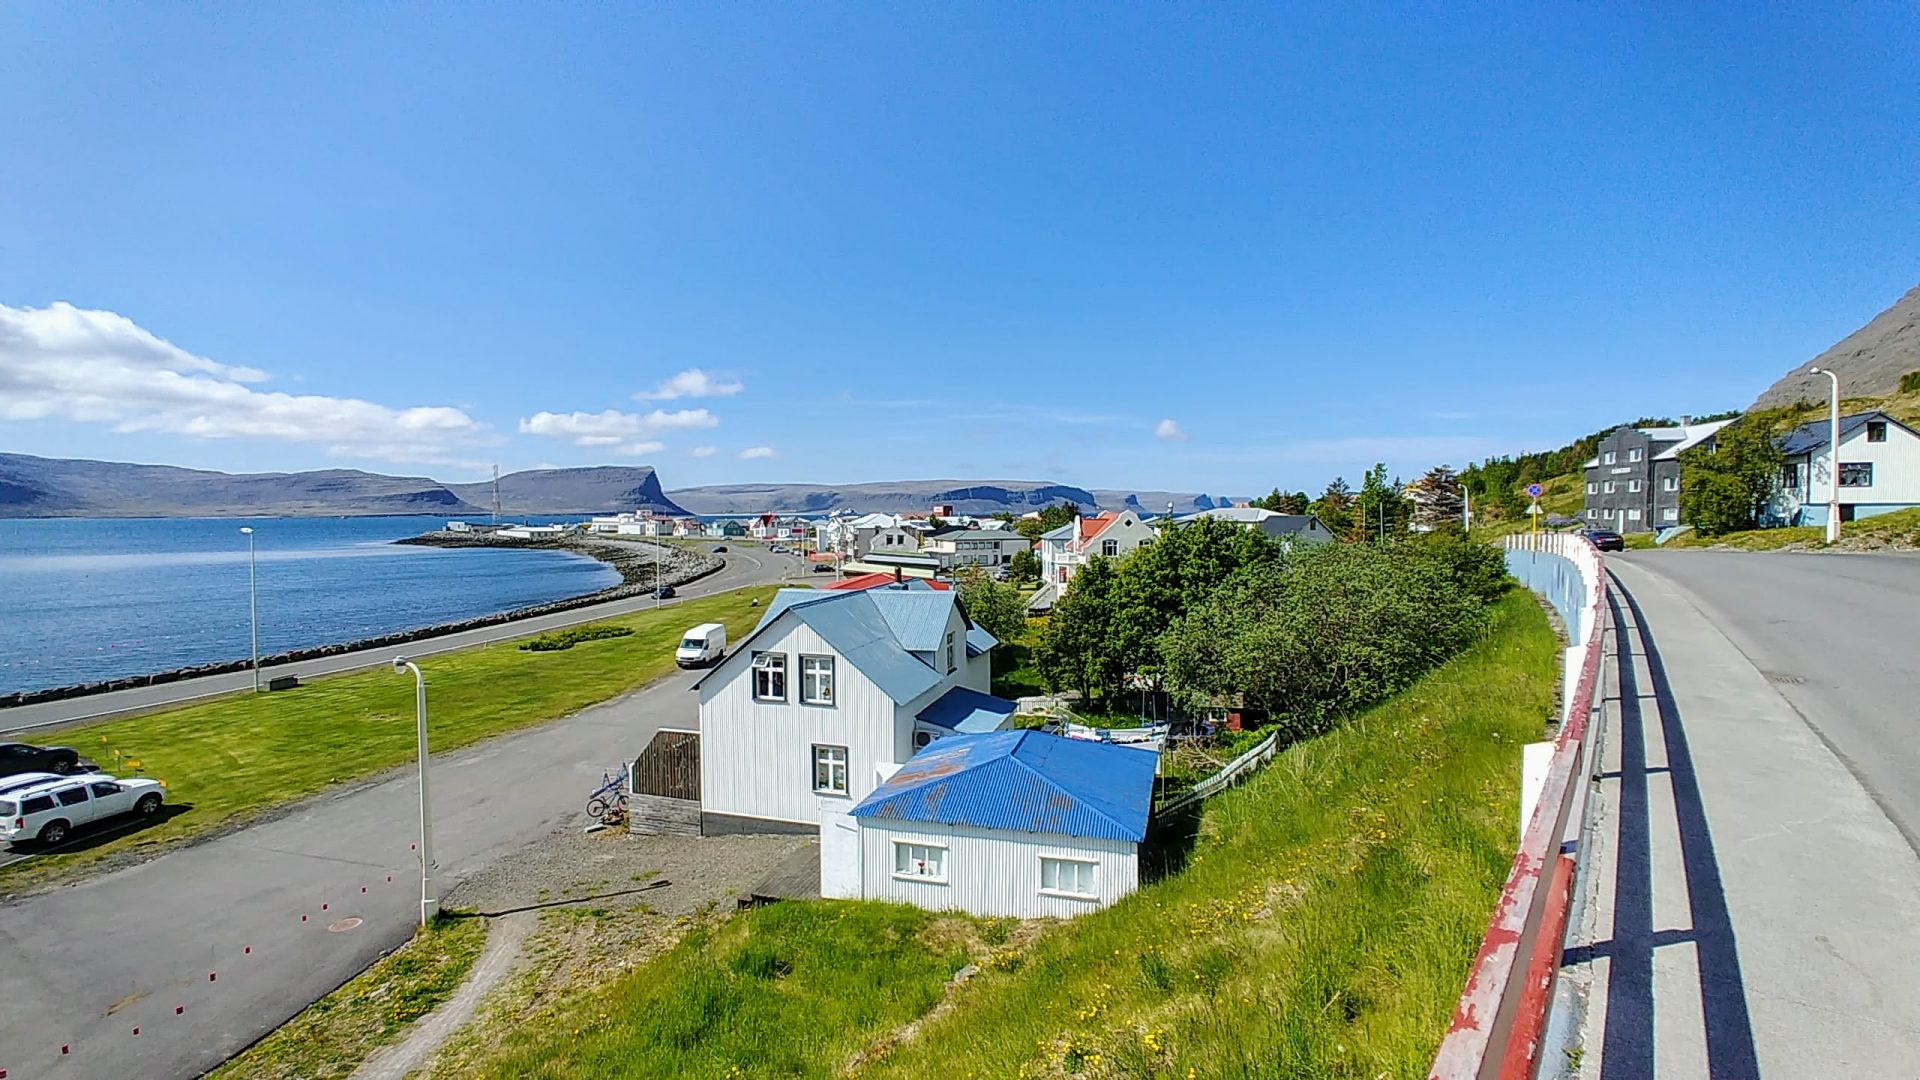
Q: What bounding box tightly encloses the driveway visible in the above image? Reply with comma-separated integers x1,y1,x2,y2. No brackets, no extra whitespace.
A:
0,660,723,1079
0,544,801,735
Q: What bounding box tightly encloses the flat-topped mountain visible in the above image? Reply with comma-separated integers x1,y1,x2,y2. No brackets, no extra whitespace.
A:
446,466,688,516
0,453,481,518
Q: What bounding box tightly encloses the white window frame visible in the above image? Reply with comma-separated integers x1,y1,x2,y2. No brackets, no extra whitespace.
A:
1101,538,1118,557
1586,482,1597,495
1628,480,1641,493
1839,462,1874,488
812,744,848,795
1663,476,1679,492
800,655,835,705
1603,451,1616,465
1603,481,1615,494
752,652,787,702
892,840,947,883
1039,855,1098,899
1627,508,1642,522
1628,448,1643,462
945,631,956,674
1662,508,1678,522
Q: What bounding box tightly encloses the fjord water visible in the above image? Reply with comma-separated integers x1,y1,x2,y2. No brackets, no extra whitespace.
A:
0,516,619,696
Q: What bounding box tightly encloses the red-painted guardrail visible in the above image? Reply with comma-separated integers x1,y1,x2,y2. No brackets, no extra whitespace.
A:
1430,532,1607,1080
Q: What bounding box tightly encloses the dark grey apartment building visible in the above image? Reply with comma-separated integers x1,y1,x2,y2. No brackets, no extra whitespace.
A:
1581,419,1731,533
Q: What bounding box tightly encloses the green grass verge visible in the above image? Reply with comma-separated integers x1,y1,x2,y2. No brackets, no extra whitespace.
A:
445,902,975,1079
1660,507,1920,551
447,590,1556,1079
4,588,779,888
208,913,487,1080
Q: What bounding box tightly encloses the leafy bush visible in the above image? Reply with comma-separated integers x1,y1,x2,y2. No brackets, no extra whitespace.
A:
1901,369,1920,395
518,624,636,652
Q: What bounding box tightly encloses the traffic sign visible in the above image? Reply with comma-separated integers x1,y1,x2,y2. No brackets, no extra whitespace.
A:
1525,483,1543,498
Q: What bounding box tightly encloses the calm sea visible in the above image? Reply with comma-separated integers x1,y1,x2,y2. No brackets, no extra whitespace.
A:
0,516,620,696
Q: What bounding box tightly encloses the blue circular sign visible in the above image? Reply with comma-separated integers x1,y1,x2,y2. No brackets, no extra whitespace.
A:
1526,483,1543,498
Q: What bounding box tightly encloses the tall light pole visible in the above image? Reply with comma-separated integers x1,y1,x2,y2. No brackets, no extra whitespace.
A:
393,658,438,925
239,527,259,692
1809,366,1842,544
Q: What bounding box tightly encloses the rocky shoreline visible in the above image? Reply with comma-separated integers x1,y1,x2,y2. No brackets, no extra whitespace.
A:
0,533,723,713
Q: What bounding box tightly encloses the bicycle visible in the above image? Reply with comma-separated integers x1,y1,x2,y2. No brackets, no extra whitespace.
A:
586,765,631,824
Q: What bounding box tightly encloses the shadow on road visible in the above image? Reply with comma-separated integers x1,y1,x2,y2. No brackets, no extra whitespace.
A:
456,877,672,918
1586,574,1759,1079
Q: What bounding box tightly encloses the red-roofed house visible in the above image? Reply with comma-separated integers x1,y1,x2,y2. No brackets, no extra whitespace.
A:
1031,509,1153,611
824,572,953,592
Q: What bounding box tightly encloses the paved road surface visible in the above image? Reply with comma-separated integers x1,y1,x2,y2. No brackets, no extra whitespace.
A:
0,544,805,735
1559,553,1920,1078
0,660,717,1079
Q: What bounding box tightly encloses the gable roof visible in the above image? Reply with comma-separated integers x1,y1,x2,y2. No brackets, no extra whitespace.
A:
1778,410,1919,455
824,573,951,592
851,729,1157,842
1651,419,1734,460
915,686,1018,734
696,585,974,704
965,626,996,658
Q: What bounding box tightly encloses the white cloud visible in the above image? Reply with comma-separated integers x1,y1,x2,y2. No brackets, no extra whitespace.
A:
689,445,717,457
0,301,492,465
518,407,717,454
635,368,743,401
1154,418,1189,442
737,445,778,460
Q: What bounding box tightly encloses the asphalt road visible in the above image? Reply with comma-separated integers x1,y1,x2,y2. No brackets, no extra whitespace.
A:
0,639,735,1078
0,544,806,735
1617,549,1920,851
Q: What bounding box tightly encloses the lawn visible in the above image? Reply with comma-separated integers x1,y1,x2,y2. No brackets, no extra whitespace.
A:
207,913,487,1080
443,589,1557,1079
1661,507,1920,551
2,587,780,888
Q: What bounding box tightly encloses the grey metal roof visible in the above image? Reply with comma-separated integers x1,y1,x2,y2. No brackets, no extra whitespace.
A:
915,687,1018,734
964,626,996,658
700,586,971,704
1777,410,1910,456
850,729,1157,842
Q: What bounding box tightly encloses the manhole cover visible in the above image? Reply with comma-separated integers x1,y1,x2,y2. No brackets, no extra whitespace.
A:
327,917,363,933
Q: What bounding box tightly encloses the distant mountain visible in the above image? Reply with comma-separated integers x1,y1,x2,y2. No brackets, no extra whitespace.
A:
0,453,482,518
1754,283,1920,409
446,467,688,517
667,480,1214,515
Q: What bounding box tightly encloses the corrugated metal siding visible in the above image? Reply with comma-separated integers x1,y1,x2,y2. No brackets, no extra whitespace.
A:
859,820,1138,918
1813,421,1920,505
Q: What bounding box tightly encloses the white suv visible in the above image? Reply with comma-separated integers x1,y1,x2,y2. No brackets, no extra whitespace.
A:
0,772,166,848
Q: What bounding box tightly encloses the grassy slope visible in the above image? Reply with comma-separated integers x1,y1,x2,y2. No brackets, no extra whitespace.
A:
445,590,1556,1080
4,588,779,887
1662,506,1920,551
208,914,487,1080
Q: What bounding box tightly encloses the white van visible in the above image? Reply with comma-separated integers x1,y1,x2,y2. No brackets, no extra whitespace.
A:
675,623,727,668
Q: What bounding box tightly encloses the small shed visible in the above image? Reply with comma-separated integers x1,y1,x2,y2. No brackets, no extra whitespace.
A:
828,729,1157,918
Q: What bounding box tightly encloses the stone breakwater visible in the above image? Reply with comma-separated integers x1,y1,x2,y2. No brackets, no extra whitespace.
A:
0,534,723,711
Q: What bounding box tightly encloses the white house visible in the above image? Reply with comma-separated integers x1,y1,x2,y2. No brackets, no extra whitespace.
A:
825,729,1158,918
692,584,1008,835
1173,506,1335,547
1032,510,1154,611
1773,410,1920,527
919,528,1029,570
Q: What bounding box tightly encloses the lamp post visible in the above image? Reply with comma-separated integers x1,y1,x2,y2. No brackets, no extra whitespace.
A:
393,658,438,925
239,527,259,692
1809,366,1842,544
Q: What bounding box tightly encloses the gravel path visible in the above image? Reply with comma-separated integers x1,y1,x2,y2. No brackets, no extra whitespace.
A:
350,912,536,1080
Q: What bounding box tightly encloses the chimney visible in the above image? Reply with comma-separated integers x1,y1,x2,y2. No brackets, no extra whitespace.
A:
1680,415,1691,426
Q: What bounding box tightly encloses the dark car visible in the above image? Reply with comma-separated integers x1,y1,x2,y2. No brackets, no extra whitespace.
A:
711,545,728,553
655,584,677,599
1584,530,1625,552
811,562,835,574
0,742,81,779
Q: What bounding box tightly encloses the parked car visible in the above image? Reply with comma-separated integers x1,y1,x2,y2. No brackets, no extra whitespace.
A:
675,622,727,668
811,562,835,574
1584,529,1625,552
711,545,728,553
655,584,677,599
0,742,82,779
0,772,166,848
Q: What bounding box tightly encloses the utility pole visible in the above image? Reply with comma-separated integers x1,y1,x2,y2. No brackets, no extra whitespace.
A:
239,527,259,692
394,658,438,925
491,464,500,524
1809,366,1842,544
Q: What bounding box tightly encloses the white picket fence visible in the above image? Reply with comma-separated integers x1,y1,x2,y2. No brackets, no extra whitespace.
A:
1159,729,1281,813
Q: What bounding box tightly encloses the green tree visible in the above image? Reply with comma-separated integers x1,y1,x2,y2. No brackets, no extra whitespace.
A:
1350,463,1409,542
955,570,1028,646
1036,500,1081,531
1007,547,1041,584
1679,409,1789,535
1105,516,1284,689
1311,477,1356,536
1033,556,1121,700
1407,465,1466,532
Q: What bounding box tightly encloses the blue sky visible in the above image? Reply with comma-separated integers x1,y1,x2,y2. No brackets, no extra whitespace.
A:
2,5,1917,497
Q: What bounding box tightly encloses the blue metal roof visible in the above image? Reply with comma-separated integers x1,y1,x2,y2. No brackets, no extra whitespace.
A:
916,687,1018,734
964,626,996,658
851,729,1157,842
705,585,971,704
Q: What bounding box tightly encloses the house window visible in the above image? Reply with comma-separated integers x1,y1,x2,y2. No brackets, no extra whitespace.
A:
1627,508,1642,521
944,631,956,674
1868,421,1888,443
1586,482,1597,495
1628,480,1641,493
1603,451,1616,465
1603,481,1615,494
752,652,787,701
1629,448,1643,462
893,841,946,882
1780,464,1799,489
1662,508,1678,522
1663,476,1679,492
812,744,848,794
801,656,835,705
1101,539,1117,557
1840,462,1874,488
1040,856,1097,898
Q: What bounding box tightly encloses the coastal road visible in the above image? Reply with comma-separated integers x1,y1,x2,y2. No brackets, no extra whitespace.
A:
0,662,717,1079
0,544,805,735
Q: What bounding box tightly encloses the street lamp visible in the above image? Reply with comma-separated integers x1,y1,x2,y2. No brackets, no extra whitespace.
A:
1809,366,1842,544
239,527,259,692
393,658,438,925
